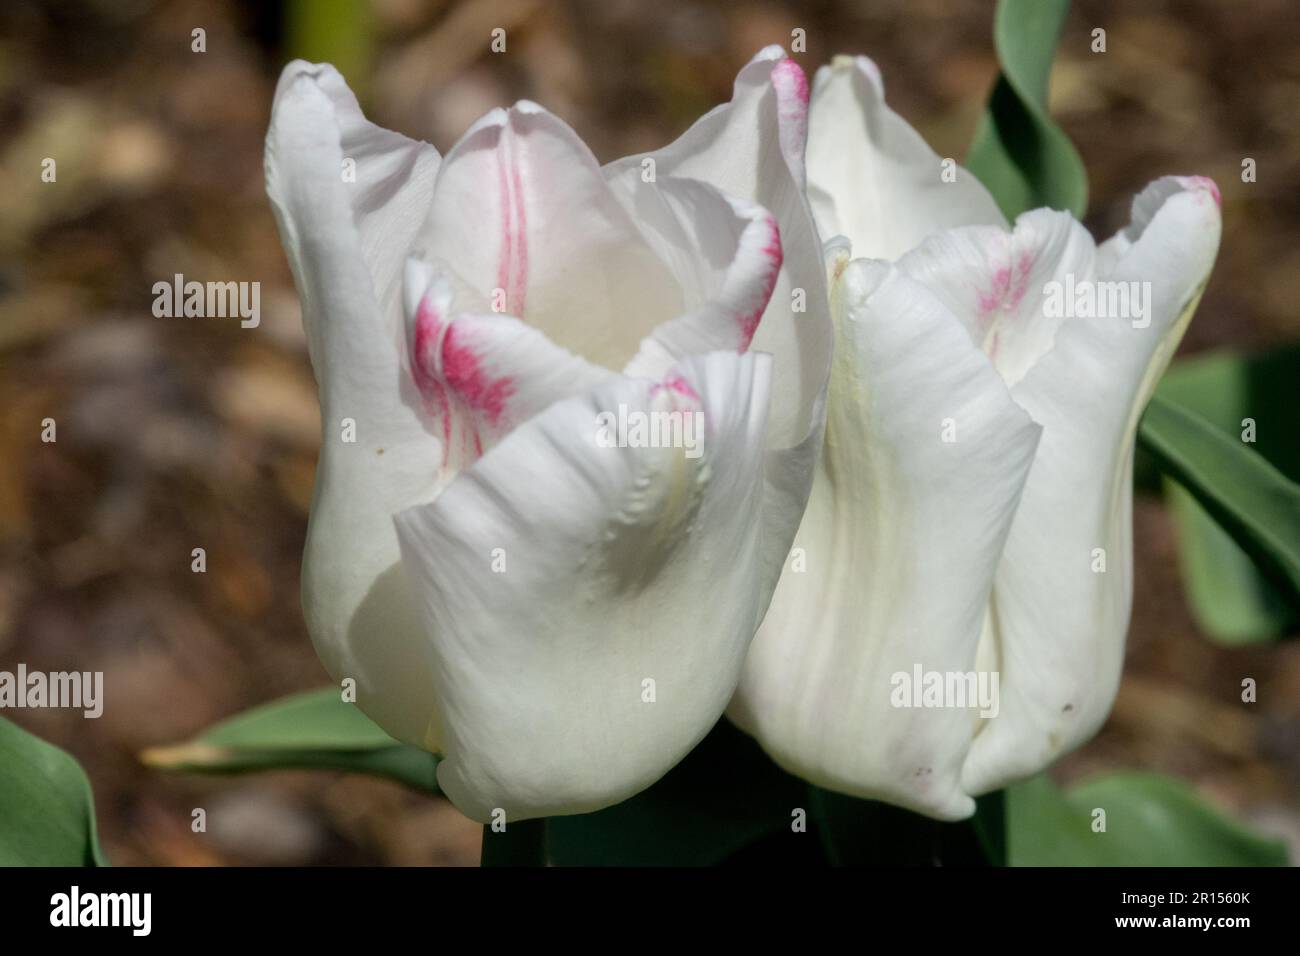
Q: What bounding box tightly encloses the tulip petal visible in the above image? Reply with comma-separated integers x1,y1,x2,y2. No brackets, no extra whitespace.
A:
268,61,442,319
604,46,832,455
729,256,1041,820
265,63,447,746
897,209,1099,386
403,259,617,471
621,178,783,378
806,55,1006,262
604,48,833,617
962,177,1222,794
421,102,683,370
394,352,775,822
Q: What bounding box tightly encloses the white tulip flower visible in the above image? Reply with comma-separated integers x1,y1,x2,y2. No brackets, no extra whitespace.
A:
264,48,831,823
730,55,1222,819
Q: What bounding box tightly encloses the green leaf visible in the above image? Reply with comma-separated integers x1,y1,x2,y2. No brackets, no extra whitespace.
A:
966,0,1088,219
142,688,440,794
1153,347,1300,643
1138,395,1300,619
545,720,809,866
1009,773,1287,866
0,716,107,866
1167,482,1295,641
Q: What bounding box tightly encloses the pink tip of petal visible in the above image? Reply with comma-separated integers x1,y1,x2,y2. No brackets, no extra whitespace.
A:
771,57,809,106
770,59,810,189
1177,175,1221,208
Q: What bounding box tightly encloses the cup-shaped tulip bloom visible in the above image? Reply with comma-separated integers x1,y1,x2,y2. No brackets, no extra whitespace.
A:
264,48,830,822
729,55,1222,819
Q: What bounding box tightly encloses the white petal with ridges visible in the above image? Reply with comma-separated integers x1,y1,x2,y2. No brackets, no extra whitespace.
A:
395,352,775,822
605,46,832,455
962,176,1222,794
897,209,1098,386
604,47,833,617
730,257,1040,820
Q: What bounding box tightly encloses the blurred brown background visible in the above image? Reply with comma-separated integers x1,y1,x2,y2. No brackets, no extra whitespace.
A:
1,0,1297,865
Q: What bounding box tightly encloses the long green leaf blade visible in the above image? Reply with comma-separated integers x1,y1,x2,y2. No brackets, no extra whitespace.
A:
1154,348,1300,642
141,688,440,794
966,0,1088,218
1139,395,1300,614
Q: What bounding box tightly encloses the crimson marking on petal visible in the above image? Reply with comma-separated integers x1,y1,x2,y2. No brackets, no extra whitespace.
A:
441,323,515,428
412,296,444,380
738,216,783,352
651,373,702,403
411,296,453,449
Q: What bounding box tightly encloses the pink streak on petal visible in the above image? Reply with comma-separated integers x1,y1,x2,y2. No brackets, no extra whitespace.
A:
1007,249,1034,311
410,295,453,451
651,373,702,403
1177,175,1221,207
1016,249,1036,280
493,121,530,318
977,265,1010,318
441,323,515,428
977,244,1034,323
738,216,783,351
495,141,513,311
510,150,529,316
412,296,443,379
